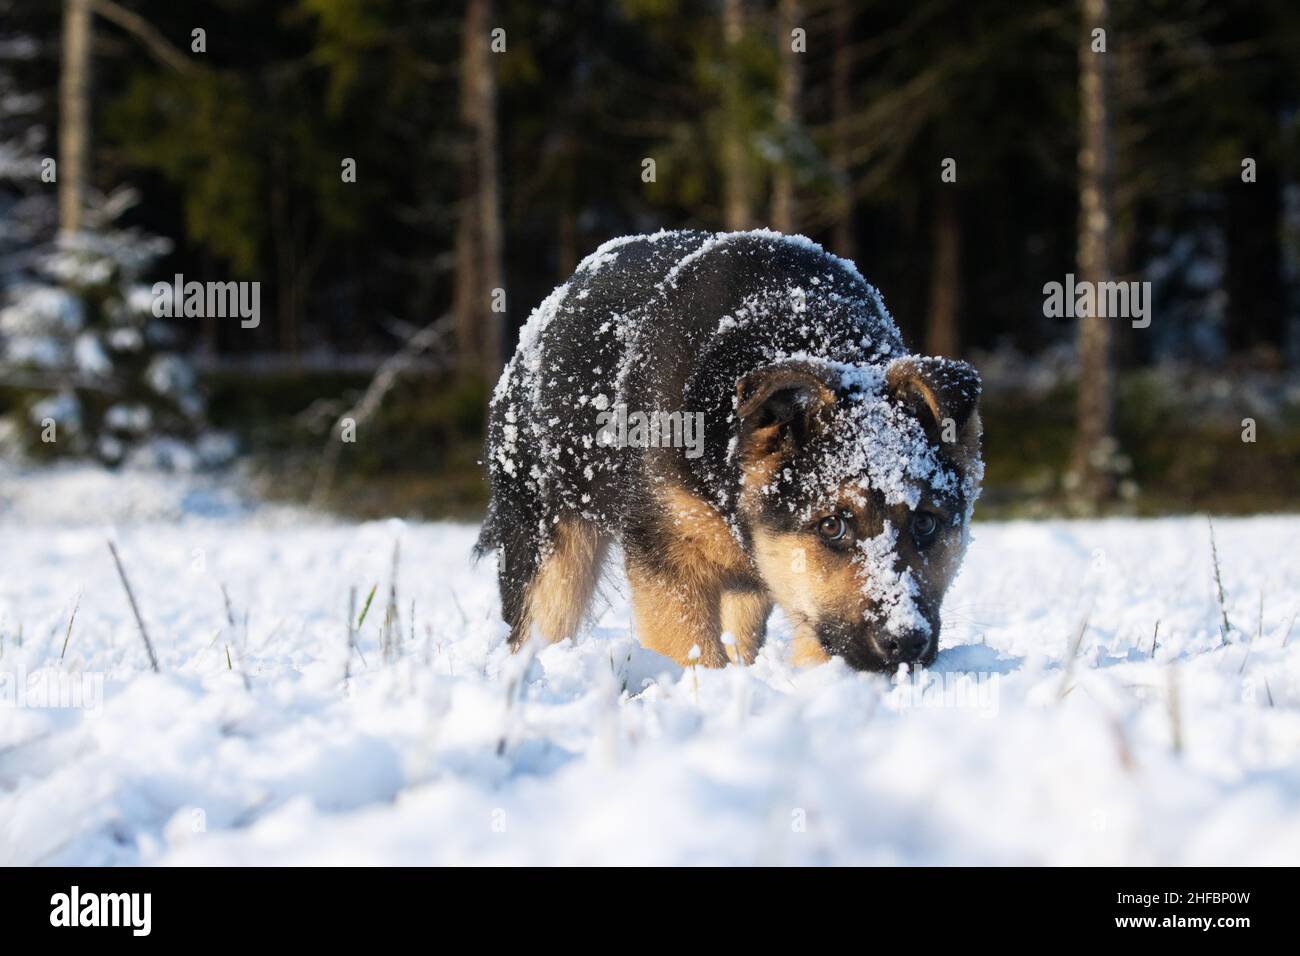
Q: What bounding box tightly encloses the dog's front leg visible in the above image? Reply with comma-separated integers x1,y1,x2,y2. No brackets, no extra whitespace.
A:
719,586,772,665
624,554,728,668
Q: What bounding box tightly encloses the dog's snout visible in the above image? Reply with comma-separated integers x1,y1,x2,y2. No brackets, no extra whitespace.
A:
881,629,931,664
819,620,938,671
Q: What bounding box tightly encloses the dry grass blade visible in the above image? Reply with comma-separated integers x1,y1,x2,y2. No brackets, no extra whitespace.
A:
107,541,159,673
384,540,401,662
1056,611,1091,700
449,587,469,626
220,583,236,629
1239,593,1262,674
1208,519,1232,644
60,592,82,661
344,586,357,685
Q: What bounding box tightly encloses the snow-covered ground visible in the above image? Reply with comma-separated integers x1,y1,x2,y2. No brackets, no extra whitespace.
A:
1,465,1298,865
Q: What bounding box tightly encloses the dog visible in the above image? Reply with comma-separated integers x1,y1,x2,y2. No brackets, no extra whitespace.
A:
477,229,982,671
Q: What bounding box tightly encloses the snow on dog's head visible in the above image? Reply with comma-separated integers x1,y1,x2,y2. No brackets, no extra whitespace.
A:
732,354,982,672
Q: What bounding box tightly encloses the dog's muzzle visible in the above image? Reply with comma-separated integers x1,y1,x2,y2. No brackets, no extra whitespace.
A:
823,622,936,672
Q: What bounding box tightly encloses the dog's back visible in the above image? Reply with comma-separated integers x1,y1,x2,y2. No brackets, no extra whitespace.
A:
482,229,905,547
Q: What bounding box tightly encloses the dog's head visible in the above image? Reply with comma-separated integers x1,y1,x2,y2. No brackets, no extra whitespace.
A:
733,355,983,671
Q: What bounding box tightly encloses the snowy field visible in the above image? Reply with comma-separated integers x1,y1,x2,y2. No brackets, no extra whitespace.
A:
1,465,1298,866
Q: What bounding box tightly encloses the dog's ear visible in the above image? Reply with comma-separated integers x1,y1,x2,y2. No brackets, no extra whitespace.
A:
736,361,836,427
886,355,982,454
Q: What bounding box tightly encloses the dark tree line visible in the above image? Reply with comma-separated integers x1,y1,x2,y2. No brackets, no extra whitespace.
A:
1,0,1298,503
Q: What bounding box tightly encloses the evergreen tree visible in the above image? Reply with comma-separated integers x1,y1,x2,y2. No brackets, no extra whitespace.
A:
0,189,219,466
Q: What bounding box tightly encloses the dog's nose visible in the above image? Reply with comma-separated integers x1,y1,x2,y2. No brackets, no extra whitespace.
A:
883,630,930,663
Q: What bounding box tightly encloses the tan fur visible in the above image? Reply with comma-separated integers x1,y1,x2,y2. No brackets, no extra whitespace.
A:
720,589,772,664
736,442,781,514
627,560,728,666
886,358,944,423
750,525,868,667
729,363,978,670
736,362,836,420
753,527,868,619
626,484,758,667
952,410,982,471
886,358,983,471
660,484,750,574
739,448,872,669
910,509,969,599
520,519,607,645
790,628,830,667
530,411,976,668
748,489,969,668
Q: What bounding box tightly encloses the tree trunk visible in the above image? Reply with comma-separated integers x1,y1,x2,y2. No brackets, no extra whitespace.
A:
58,0,92,235
452,184,482,374
1110,31,1141,369
829,0,855,260
925,189,960,357
1073,0,1118,508
770,0,801,234
454,0,506,385
721,0,752,231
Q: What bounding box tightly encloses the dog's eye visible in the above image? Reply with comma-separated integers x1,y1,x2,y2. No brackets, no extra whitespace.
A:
911,511,939,547
816,515,848,542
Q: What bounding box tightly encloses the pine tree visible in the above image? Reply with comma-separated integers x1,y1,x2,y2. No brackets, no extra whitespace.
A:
0,190,219,466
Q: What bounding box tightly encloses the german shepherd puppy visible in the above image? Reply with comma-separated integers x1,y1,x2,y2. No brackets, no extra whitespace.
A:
477,229,982,671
